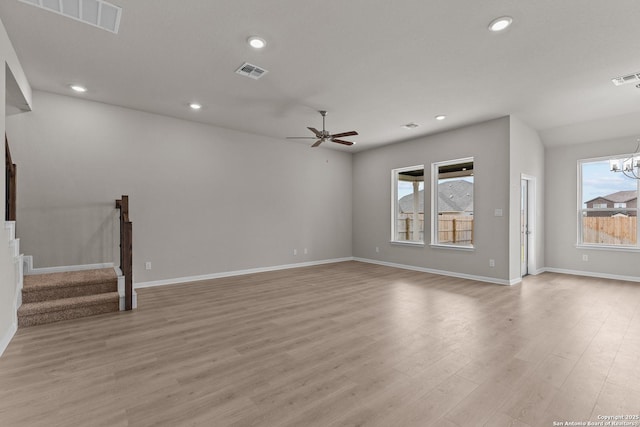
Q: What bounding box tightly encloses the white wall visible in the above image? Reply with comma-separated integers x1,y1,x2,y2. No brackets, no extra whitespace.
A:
509,116,545,280
545,137,639,280
1,16,31,355
7,91,353,283
352,117,512,283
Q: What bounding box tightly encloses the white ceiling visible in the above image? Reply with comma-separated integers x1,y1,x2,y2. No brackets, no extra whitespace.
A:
2,0,640,151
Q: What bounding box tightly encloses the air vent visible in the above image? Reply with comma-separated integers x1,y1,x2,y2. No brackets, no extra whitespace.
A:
19,0,122,33
235,62,268,80
611,72,640,86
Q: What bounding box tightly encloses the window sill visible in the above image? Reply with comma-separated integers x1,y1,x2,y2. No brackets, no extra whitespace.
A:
390,240,425,247
430,243,475,251
575,244,640,253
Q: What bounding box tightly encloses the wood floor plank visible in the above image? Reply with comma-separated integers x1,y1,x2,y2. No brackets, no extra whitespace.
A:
1,261,639,426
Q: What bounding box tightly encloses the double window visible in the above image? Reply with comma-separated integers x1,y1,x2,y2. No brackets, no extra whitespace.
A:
391,158,474,248
578,156,639,248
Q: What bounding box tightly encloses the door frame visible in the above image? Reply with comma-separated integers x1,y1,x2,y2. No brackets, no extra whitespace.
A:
521,174,537,276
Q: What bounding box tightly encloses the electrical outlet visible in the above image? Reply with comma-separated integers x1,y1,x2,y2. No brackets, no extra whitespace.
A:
375,247,380,253
293,249,297,256
582,254,588,261
489,259,495,267
304,248,308,255
145,262,152,270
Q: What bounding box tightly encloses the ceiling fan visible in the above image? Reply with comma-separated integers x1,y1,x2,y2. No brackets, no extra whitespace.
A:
287,110,358,148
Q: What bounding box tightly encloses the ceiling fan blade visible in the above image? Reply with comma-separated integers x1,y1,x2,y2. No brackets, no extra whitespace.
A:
331,139,354,146
307,127,322,138
330,131,358,138
286,137,319,139
311,139,323,148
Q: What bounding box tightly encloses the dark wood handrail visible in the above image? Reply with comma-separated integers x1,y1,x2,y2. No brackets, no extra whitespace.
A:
5,135,17,221
116,195,133,310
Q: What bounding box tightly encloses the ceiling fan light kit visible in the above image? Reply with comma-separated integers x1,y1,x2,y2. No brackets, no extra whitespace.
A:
287,110,358,148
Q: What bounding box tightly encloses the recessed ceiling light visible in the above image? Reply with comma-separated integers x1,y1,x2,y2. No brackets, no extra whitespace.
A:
435,115,447,121
189,103,202,110
70,84,87,93
247,36,267,49
488,16,513,32
402,123,419,129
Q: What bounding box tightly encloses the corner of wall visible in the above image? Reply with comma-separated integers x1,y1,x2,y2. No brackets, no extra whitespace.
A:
508,116,545,281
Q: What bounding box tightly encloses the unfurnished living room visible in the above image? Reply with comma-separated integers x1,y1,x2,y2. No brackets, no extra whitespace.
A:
1,1,640,426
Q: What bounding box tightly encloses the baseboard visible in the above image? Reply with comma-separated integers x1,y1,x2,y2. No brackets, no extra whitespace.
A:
529,268,546,276
134,257,354,289
542,267,640,283
23,256,114,275
353,257,516,286
0,322,17,358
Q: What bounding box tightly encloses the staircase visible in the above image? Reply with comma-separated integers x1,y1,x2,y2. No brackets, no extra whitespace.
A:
17,268,120,327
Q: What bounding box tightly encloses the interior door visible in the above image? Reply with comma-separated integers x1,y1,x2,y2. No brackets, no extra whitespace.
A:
520,179,529,276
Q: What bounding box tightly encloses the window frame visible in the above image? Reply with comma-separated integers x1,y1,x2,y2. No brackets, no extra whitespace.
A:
430,157,475,250
577,155,640,251
390,165,425,246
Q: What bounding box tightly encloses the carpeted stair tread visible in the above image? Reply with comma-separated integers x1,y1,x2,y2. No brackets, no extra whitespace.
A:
18,292,120,316
23,268,117,291
19,268,121,328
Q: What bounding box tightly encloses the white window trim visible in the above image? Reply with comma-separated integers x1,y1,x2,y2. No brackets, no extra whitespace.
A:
391,165,425,244
431,157,474,250
577,155,640,250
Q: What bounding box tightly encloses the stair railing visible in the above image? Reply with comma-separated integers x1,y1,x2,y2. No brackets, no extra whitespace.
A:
115,195,133,310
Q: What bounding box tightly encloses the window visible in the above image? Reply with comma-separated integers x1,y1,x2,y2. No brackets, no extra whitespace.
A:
431,158,474,247
391,165,424,244
578,156,639,248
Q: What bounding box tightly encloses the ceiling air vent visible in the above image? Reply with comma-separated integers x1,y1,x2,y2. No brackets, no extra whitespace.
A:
611,72,640,86
235,62,268,80
19,0,122,34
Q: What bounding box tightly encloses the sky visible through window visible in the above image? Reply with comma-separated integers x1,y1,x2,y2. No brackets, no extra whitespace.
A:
582,160,637,206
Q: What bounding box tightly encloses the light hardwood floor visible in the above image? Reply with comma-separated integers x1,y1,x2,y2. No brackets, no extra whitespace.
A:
1,261,639,426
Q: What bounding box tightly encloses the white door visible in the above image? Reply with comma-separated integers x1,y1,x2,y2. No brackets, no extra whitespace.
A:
521,179,529,276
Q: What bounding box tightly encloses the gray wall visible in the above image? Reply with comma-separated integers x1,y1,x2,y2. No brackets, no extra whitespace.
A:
545,137,639,278
509,116,545,280
352,117,512,282
7,91,353,283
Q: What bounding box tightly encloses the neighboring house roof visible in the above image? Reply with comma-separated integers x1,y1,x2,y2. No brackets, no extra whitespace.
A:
585,190,637,204
438,180,474,213
399,189,424,213
399,180,473,213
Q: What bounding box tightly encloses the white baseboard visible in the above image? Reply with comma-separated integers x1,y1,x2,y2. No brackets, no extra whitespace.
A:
0,322,17,358
354,257,517,286
542,267,640,283
529,268,546,276
23,256,114,275
134,257,354,289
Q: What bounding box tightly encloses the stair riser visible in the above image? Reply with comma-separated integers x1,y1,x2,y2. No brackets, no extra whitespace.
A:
18,301,119,328
22,282,117,303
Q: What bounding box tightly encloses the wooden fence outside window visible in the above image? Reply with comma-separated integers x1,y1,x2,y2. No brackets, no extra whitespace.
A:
395,213,474,244
582,216,637,245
